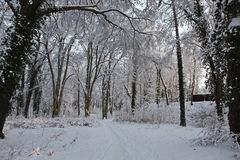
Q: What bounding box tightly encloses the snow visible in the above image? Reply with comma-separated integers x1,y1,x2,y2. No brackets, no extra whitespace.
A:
115,102,220,128
0,102,237,160
228,17,240,28
5,117,99,129
0,118,236,160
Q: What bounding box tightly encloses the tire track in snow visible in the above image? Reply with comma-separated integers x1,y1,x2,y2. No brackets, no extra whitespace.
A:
97,121,116,160
98,120,135,160
109,122,162,160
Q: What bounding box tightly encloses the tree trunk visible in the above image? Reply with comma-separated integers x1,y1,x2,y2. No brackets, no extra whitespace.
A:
24,67,38,118
209,0,224,120
215,73,223,120
225,0,240,143
85,42,93,117
131,73,137,114
110,78,115,115
17,68,25,116
45,35,75,118
106,71,112,116
102,68,112,119
172,0,186,126
131,48,138,114
0,89,10,139
102,95,105,119
77,83,80,117
0,8,40,138
156,68,161,104
0,116,6,139
84,42,105,117
159,69,169,105
85,94,91,117
102,74,106,119
190,57,196,105
52,94,61,117
33,78,42,116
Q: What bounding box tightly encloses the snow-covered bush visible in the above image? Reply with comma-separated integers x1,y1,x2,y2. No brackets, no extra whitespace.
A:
115,102,228,128
188,102,231,146
187,102,218,128
115,103,179,124
232,135,240,158
4,116,99,131
193,122,240,159
192,121,230,146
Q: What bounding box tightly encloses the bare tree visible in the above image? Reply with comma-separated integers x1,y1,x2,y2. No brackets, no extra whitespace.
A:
102,45,125,119
0,0,146,138
83,41,107,117
45,33,76,117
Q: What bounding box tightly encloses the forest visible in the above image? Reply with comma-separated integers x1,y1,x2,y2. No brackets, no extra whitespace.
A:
0,0,240,159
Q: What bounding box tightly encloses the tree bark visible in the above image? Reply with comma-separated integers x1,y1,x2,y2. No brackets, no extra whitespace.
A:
33,78,42,116
190,57,196,105
172,0,186,126
131,34,138,114
77,83,80,117
102,74,107,119
131,67,137,114
159,69,169,105
225,0,240,143
17,68,25,116
85,42,94,117
156,67,161,105
24,69,36,118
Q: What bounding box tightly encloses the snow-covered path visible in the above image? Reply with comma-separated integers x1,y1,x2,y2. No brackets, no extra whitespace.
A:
0,120,236,160
97,120,235,160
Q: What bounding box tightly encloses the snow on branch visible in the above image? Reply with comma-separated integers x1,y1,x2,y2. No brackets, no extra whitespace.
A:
41,5,98,15
40,4,148,34
228,17,240,28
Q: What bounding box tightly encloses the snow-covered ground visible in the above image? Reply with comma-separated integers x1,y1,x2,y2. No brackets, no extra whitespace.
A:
0,118,237,160
0,102,238,160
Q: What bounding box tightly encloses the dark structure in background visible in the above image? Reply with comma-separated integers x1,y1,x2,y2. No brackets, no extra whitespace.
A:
191,94,214,102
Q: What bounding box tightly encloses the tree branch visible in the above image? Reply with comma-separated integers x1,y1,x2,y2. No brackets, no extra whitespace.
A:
40,5,98,16
182,8,199,25
41,5,148,34
124,84,131,98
